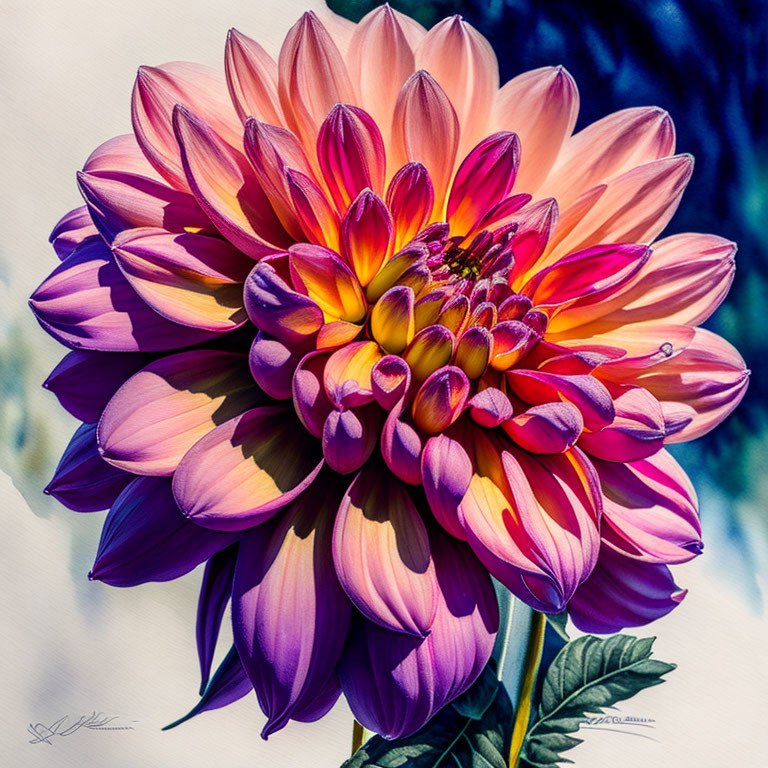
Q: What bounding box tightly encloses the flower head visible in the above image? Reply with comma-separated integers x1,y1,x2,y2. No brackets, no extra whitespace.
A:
33,4,748,740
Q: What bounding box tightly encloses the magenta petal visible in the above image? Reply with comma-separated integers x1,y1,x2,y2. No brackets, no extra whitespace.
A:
503,401,584,454
232,478,350,737
386,163,435,250
43,350,145,423
173,406,324,531
197,545,238,693
338,534,498,740
467,387,514,428
421,434,471,540
29,239,218,352
90,476,236,587
568,544,687,633
46,423,131,512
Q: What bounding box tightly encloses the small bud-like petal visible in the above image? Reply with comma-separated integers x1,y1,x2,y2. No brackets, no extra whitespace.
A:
371,286,416,354
340,190,394,286
412,366,470,434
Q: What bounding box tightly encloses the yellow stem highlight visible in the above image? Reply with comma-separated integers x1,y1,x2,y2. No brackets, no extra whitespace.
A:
351,719,365,756
508,610,546,767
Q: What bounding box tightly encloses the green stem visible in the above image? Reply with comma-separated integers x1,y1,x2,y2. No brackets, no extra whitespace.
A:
508,611,546,768
351,719,365,756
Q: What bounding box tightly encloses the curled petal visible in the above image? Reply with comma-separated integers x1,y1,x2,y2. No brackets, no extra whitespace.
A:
196,546,238,693
318,104,386,212
579,385,665,462
403,324,455,383
568,544,686,634
391,71,459,217
503,401,583,454
468,387,514,428
411,366,470,434
371,354,411,410
244,260,323,344
323,340,383,408
542,107,676,210
415,16,498,155
49,205,99,260
371,286,415,355
490,320,538,370
322,406,380,475
421,434,472,539
112,228,250,331
90,477,235,587
98,350,259,475
339,533,498,740
77,170,209,242
596,450,701,564
507,369,615,431
292,351,334,438
493,66,579,193
347,5,418,147
333,464,438,636
29,239,217,352
232,476,350,736
131,62,241,189
340,190,393,286
602,327,749,442
455,325,493,380
289,243,367,323
46,423,131,512
249,332,304,400
278,11,355,148
43,349,145,423
447,132,520,236
386,163,435,250
173,105,289,257
225,28,284,124
173,406,324,531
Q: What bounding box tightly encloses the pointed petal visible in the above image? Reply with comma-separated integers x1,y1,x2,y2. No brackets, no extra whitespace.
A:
172,406,324,531
386,163,434,250
493,66,579,193
416,16,498,155
285,168,341,250
334,464,438,636
111,228,250,331
196,545,238,693
46,423,131,512
29,239,217,351
131,62,242,188
277,11,355,149
225,28,284,125
173,105,290,257
90,477,234,586
391,71,459,217
98,350,260,475
232,477,350,736
49,206,99,259
43,350,145,423
340,189,393,286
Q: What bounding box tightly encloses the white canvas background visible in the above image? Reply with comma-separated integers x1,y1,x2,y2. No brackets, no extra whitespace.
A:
0,1,765,765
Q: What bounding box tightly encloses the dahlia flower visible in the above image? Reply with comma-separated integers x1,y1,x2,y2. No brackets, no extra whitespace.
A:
33,4,747,742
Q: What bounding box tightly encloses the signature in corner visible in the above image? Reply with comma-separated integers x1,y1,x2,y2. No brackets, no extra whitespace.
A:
28,712,136,745
581,711,658,742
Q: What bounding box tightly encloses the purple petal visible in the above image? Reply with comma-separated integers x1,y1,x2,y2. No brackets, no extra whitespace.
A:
49,205,99,260
29,238,218,351
568,544,687,633
46,422,131,512
43,350,145,423
232,475,350,737
421,434,472,540
322,406,380,475
249,332,305,400
90,476,236,587
197,545,238,693
339,533,498,740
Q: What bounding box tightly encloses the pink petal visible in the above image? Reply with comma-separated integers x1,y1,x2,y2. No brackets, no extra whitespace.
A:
98,350,260,475
83,133,163,178
285,168,341,251
333,464,438,636
340,190,393,286
173,105,290,257
111,227,251,331
225,28,284,125
172,406,324,531
131,62,242,189
386,163,435,251
492,66,579,193
503,401,583,453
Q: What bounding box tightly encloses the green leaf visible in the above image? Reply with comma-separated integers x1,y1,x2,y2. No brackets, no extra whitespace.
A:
342,664,513,768
520,634,675,768
544,612,569,643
